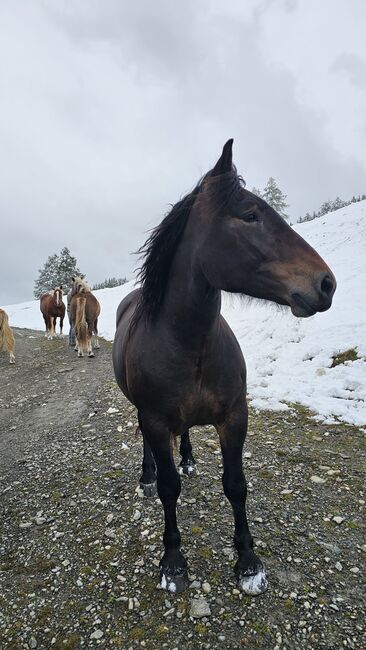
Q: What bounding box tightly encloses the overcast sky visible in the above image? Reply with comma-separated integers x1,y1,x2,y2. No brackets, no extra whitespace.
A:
1,0,365,304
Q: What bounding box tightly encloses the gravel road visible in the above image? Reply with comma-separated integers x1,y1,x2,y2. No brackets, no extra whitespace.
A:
0,329,365,649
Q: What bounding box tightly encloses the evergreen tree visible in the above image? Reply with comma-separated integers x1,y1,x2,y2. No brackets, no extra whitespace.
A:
262,177,289,220
33,247,81,298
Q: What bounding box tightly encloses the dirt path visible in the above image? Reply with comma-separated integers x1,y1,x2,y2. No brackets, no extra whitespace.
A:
0,329,365,649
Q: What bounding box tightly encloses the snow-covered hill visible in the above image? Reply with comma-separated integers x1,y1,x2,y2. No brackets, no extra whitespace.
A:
3,202,366,426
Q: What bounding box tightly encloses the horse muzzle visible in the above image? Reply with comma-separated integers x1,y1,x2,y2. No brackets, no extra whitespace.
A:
290,272,336,318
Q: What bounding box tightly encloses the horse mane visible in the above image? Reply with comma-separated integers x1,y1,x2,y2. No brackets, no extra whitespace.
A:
73,277,91,293
133,165,244,325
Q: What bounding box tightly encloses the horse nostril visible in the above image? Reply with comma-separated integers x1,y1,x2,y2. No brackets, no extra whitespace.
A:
319,273,335,297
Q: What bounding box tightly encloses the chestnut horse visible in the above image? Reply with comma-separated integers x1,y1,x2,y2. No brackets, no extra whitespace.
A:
0,309,15,364
40,287,65,340
113,140,336,596
70,277,100,357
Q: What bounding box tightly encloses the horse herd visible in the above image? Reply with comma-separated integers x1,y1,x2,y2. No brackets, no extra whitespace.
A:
40,277,101,357
0,277,100,364
1,141,337,597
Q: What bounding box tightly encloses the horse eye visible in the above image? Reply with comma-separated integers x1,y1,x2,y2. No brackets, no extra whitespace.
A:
242,212,258,223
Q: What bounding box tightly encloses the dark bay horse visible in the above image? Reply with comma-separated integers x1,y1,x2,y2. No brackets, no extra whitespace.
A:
40,287,65,340
70,277,100,357
113,140,336,595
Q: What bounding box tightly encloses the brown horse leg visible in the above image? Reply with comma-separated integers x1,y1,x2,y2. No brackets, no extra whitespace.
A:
141,414,189,593
43,315,48,338
179,430,196,476
138,413,157,496
93,319,100,349
59,315,64,337
87,330,94,357
217,406,268,596
47,316,53,340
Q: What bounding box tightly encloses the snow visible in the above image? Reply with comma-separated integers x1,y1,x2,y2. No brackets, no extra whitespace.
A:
2,201,366,426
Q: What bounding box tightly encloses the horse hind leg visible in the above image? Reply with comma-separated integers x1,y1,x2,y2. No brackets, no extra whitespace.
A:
93,319,100,349
140,413,189,593
179,430,196,476
138,413,157,497
87,331,94,357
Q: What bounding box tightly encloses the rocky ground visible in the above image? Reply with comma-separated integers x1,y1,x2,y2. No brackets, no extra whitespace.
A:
0,329,365,650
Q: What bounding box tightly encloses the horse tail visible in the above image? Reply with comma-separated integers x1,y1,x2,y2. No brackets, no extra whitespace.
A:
0,309,15,359
75,298,87,350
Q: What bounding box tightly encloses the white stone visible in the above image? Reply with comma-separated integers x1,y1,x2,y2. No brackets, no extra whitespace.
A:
133,510,141,522
90,629,103,640
190,597,211,618
310,475,326,484
332,516,345,525
202,582,211,594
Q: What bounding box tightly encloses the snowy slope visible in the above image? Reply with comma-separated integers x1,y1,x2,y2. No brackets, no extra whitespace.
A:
3,202,366,426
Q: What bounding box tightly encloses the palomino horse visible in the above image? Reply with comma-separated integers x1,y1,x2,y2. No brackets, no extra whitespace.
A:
0,309,15,364
113,140,336,595
40,287,65,340
70,277,100,357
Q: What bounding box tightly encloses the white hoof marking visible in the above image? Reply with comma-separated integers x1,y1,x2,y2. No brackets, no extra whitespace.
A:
239,569,268,596
160,574,177,593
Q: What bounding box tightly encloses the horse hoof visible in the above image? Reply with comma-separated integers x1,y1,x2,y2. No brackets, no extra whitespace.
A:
140,481,157,498
88,352,95,358
238,567,268,596
9,359,15,365
94,343,100,349
179,462,196,476
78,352,83,358
160,569,189,594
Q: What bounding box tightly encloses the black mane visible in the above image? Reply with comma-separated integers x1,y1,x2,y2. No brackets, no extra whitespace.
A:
133,165,245,325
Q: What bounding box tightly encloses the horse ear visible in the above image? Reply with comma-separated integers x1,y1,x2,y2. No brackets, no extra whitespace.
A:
211,139,234,177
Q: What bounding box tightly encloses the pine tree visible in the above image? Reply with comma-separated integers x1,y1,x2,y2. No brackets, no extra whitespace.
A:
262,177,289,220
33,247,81,298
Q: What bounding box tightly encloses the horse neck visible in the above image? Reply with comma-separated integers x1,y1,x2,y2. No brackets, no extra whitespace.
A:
161,216,221,343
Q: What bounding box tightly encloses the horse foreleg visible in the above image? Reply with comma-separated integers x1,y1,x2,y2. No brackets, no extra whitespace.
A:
179,430,196,476
138,413,157,496
217,404,268,596
141,414,189,593
9,351,15,364
59,315,64,337
47,316,53,340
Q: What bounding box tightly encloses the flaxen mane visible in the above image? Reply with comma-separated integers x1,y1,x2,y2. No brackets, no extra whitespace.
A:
0,309,15,364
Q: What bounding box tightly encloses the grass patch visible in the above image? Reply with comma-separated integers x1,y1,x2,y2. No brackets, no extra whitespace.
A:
331,348,358,367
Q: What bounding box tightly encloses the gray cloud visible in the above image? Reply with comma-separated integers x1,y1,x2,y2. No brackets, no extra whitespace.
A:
1,1,365,304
